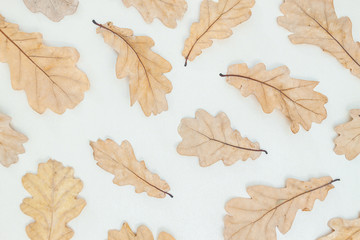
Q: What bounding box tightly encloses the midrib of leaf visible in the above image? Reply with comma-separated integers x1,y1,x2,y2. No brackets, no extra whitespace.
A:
189,126,267,154
220,73,321,115
294,3,360,70
0,28,73,104
93,145,173,198
229,179,339,239
92,21,156,103
184,0,241,66
345,229,360,240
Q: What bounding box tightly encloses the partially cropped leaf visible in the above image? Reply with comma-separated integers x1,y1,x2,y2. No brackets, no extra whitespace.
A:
23,0,79,22
278,0,360,79
319,215,360,240
94,21,172,116
334,109,360,160
20,159,86,240
108,222,175,240
90,139,172,198
122,0,187,28
0,14,89,114
177,109,266,167
221,63,328,133
0,113,28,167
182,0,255,66
224,177,338,240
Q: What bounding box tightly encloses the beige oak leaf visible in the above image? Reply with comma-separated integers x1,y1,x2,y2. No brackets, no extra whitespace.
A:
0,113,28,167
122,0,188,29
182,0,255,66
334,109,360,160
108,222,175,240
318,215,360,240
224,177,338,240
177,109,267,167
23,0,79,22
20,159,86,240
0,14,89,114
221,63,328,133
93,21,172,116
278,0,360,79
90,139,172,198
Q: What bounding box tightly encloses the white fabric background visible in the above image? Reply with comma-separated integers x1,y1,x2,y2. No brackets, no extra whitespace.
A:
0,0,360,239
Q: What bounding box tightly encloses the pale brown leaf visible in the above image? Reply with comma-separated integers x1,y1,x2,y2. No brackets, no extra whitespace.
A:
90,139,172,198
23,0,79,22
224,177,338,240
94,21,172,116
318,215,360,240
278,0,360,79
177,109,266,167
122,0,187,28
108,222,175,240
221,63,328,133
20,159,86,240
0,113,28,167
0,15,89,114
182,0,255,66
334,109,360,160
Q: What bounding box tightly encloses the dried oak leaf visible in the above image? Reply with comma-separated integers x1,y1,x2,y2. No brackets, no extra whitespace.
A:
318,215,360,240
182,0,255,66
0,14,89,114
122,0,187,29
108,222,175,240
23,0,79,22
278,0,360,79
20,159,86,240
94,21,172,116
177,109,267,167
90,139,172,198
334,109,360,160
224,177,338,240
221,63,328,133
0,113,28,167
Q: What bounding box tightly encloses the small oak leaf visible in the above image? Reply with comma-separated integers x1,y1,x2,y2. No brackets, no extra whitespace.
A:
177,109,267,167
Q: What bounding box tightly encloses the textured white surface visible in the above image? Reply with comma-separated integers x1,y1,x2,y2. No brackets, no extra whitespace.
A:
0,0,360,239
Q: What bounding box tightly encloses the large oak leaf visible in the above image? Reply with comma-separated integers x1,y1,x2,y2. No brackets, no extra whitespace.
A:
108,222,175,240
224,177,338,240
221,63,328,133
278,0,360,79
0,113,28,167
0,15,89,114
94,21,172,116
182,0,255,66
23,0,79,22
122,0,187,28
90,138,172,198
20,159,86,240
334,109,360,160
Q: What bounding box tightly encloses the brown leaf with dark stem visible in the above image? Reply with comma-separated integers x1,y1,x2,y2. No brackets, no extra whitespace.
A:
108,222,175,240
177,109,266,167
182,0,255,66
318,215,360,240
334,109,360,160
20,159,86,240
224,177,339,240
93,20,172,116
278,0,360,79
0,113,28,167
23,0,79,22
122,0,187,29
220,63,328,133
0,14,89,114
90,139,172,198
